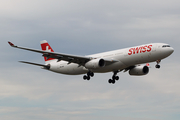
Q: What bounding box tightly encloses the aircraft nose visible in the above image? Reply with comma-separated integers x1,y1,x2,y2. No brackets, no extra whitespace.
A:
167,47,174,56
169,47,174,54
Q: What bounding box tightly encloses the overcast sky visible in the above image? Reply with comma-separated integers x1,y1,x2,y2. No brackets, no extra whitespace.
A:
1,0,180,120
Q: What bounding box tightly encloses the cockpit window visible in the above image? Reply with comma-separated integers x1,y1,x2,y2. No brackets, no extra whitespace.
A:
162,45,170,48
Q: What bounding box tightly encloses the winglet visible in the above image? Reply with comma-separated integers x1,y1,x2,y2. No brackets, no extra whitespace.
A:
8,41,15,47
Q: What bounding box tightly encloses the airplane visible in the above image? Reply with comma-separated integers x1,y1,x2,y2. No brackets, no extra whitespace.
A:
8,40,174,84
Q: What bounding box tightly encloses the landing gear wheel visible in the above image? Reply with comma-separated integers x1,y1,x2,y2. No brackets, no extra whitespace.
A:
83,75,87,80
108,79,112,83
112,75,119,81
155,65,160,69
90,72,94,77
87,76,90,80
83,71,94,81
109,71,120,84
115,76,119,80
155,60,161,69
112,79,115,84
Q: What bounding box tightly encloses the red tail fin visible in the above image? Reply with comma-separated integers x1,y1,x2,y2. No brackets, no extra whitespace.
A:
40,40,55,62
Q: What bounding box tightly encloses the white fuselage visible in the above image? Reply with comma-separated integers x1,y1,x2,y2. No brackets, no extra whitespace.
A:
47,43,174,75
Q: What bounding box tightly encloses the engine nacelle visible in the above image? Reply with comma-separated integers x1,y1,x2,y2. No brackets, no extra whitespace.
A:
85,59,105,69
129,65,149,76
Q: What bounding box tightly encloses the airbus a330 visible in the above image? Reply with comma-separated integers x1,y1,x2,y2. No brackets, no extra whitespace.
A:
8,40,174,84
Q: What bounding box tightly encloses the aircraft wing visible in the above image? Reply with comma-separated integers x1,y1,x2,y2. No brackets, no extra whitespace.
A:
8,41,92,65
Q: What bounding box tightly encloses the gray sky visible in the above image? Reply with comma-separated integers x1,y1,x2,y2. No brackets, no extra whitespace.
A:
1,0,180,120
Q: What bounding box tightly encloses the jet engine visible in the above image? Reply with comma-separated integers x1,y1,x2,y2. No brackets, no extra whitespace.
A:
85,59,105,69
129,65,149,76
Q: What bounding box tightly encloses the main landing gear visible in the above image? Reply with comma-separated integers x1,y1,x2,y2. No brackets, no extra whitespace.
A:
83,71,94,80
155,60,161,69
83,71,120,84
108,71,119,84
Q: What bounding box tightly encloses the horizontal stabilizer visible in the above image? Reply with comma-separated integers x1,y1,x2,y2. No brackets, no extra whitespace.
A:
19,61,50,69
8,41,16,47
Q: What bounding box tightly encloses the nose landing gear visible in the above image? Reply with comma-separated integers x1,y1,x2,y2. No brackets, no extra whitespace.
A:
155,60,161,69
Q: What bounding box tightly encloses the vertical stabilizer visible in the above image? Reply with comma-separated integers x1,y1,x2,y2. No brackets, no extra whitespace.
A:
40,40,55,63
